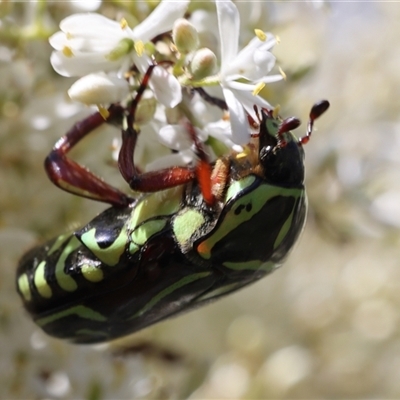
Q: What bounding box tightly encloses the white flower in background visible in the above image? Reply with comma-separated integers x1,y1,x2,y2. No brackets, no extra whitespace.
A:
216,0,282,144
49,0,189,107
68,0,101,12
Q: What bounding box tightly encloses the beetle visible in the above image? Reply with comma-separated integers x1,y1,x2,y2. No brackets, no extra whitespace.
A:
16,65,329,343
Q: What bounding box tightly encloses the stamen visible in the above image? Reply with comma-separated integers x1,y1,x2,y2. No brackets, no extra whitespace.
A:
62,46,73,57
279,67,287,81
235,147,250,160
134,41,144,57
252,82,265,96
254,29,266,41
272,105,280,119
120,18,128,29
235,152,247,159
98,106,110,120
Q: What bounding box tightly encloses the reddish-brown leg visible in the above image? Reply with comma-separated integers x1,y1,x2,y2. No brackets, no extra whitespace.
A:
118,65,215,205
45,104,132,207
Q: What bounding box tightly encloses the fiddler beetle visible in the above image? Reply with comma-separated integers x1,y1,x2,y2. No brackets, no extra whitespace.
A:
17,65,329,343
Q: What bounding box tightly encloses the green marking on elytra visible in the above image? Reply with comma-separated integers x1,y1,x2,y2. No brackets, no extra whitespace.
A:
173,209,205,247
273,195,305,250
194,282,243,302
36,305,107,327
55,236,80,292
81,264,104,283
130,272,211,319
48,233,70,255
129,187,182,230
80,226,128,267
34,261,53,299
129,242,139,255
256,260,276,272
197,183,303,260
131,219,166,246
225,175,255,203
223,260,275,272
274,209,296,249
17,273,31,302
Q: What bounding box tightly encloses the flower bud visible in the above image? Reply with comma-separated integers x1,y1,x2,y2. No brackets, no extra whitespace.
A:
172,18,199,54
189,48,217,80
68,72,130,105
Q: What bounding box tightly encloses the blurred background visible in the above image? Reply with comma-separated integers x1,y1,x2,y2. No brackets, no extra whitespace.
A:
1,1,400,398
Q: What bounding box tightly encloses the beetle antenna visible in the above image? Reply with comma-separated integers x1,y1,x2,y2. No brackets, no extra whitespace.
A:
253,105,261,123
277,117,301,148
298,100,330,146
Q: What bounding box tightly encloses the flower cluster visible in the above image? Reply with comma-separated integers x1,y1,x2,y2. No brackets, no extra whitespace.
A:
49,0,282,168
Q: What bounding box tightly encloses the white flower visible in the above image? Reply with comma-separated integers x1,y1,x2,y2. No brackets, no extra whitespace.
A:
148,117,242,171
49,0,190,107
216,0,282,144
146,123,204,171
49,13,133,77
203,119,243,152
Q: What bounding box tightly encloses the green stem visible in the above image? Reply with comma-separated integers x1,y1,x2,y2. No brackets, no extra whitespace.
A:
179,74,220,88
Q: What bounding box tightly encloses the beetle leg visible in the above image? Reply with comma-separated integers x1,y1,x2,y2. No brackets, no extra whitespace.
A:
118,65,216,205
45,104,132,207
184,121,216,205
210,158,231,201
118,124,196,193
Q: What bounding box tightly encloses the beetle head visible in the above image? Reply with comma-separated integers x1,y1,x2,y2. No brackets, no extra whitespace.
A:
258,111,305,186
258,100,330,187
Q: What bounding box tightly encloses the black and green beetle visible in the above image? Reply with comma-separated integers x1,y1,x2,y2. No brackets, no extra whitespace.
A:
17,66,329,343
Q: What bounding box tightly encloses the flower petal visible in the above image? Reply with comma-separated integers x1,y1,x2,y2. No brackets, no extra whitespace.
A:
222,88,250,144
243,33,276,55
223,34,277,81
133,0,190,42
145,149,194,171
50,51,122,77
158,125,192,150
133,55,181,106
48,31,68,51
204,119,242,151
256,74,284,84
225,79,281,97
148,65,182,108
228,87,273,122
217,0,240,70
59,13,126,38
